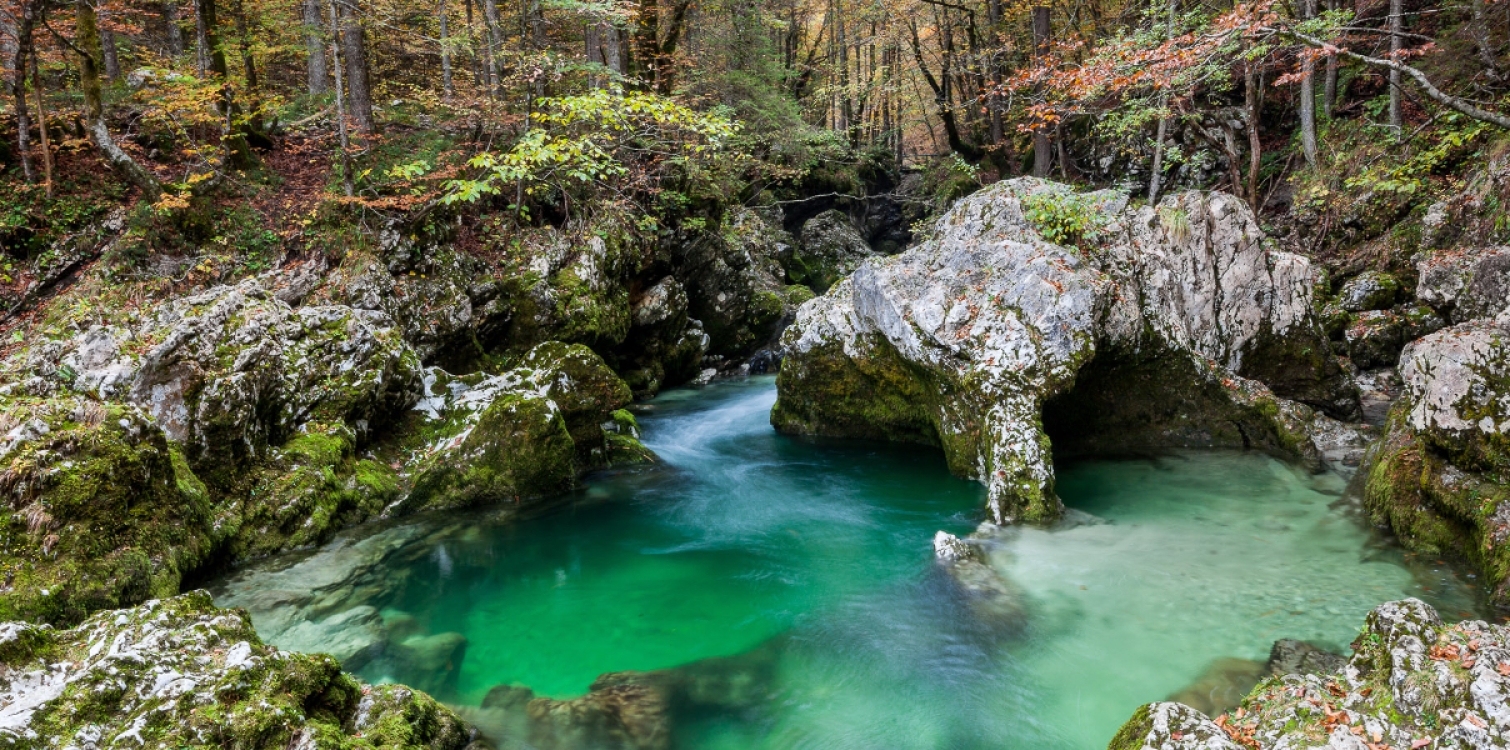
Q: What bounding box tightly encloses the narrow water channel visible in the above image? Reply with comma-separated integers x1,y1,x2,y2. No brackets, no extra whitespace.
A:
211,376,1484,749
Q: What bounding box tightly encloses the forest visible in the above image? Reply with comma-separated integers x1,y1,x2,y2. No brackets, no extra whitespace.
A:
2,0,1507,257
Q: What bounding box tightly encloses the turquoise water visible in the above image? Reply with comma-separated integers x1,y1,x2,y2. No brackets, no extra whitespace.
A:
211,376,1484,749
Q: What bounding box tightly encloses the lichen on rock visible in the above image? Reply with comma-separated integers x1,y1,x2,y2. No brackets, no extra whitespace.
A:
1110,598,1510,750
1362,311,1510,604
775,178,1354,523
0,591,480,749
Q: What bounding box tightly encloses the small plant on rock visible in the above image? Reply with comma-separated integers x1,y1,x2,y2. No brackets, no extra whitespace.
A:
1020,191,1109,252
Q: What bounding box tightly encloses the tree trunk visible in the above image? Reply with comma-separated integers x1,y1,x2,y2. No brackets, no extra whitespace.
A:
193,0,209,74
230,0,259,92
1032,5,1051,177
77,0,162,196
605,22,624,74
1323,0,1338,119
479,0,503,96
326,0,354,196
1388,0,1402,135
303,0,329,94
100,21,121,81
1148,0,1176,201
1299,0,1318,166
438,0,454,97
32,55,52,197
7,3,35,183
1470,0,1503,84
1244,62,1262,207
163,1,186,57
337,0,374,133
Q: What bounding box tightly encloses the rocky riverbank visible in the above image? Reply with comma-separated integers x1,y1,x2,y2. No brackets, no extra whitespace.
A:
0,195,894,741
1110,598,1510,750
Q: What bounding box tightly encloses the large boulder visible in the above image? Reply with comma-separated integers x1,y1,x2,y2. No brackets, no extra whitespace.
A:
1110,598,1510,750
775,178,1355,522
1417,245,1510,323
0,395,215,625
0,591,479,749
676,208,812,357
12,277,424,492
394,342,642,514
791,209,878,292
1363,312,1510,604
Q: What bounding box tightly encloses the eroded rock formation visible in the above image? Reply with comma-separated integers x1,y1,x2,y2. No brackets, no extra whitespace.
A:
774,178,1357,522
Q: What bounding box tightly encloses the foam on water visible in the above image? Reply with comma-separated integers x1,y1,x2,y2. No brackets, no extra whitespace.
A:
210,376,1486,749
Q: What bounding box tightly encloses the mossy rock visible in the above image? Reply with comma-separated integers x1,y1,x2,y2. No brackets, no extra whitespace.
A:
400,391,577,513
232,423,403,560
0,395,218,626
0,591,476,748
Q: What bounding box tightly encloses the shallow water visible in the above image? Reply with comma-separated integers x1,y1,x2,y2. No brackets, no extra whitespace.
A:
211,376,1484,749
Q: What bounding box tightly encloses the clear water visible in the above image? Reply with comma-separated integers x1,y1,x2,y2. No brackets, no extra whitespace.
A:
210,376,1485,749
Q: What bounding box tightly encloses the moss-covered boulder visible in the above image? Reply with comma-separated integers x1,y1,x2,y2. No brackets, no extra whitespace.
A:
1362,314,1510,604
394,343,645,514
791,209,877,293
1109,598,1510,750
10,278,423,493
1345,309,1405,369
0,591,480,748
776,178,1351,523
0,395,215,625
232,422,403,560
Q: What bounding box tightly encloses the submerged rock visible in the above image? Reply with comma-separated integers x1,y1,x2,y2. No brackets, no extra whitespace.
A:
1166,657,1269,718
775,178,1355,523
506,639,782,750
0,591,479,748
932,530,1026,628
1265,638,1346,677
1111,598,1510,750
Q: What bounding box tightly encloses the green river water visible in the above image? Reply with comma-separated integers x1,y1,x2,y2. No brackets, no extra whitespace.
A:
211,376,1485,749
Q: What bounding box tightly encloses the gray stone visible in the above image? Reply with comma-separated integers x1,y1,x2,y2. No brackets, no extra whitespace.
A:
1337,271,1400,312
1416,246,1510,322
1345,310,1404,369
792,209,878,292
776,178,1354,523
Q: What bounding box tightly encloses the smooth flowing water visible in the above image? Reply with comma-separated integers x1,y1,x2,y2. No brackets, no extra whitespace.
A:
211,377,1485,749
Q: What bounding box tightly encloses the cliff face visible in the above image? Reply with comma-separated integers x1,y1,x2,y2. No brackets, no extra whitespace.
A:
774,177,1356,522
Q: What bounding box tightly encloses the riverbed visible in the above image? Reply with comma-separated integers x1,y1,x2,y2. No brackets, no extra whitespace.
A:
211,376,1483,749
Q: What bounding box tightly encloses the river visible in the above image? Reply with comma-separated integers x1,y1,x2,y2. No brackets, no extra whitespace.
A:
211,376,1484,749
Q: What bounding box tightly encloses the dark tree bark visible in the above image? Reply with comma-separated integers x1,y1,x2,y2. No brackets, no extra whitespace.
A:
906,17,980,160
302,0,329,94
230,0,258,92
337,0,374,133
163,1,185,57
6,2,36,182
1031,5,1051,177
99,18,121,80
1299,0,1317,165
